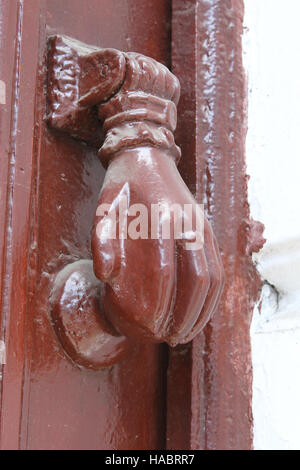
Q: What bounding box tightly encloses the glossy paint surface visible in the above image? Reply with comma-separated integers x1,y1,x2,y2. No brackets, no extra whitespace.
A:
47,36,223,352
167,0,264,450
0,0,171,450
93,148,224,347
0,0,262,451
50,260,132,370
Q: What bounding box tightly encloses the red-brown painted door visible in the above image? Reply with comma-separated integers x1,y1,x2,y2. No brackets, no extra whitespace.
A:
0,0,171,450
1,0,260,451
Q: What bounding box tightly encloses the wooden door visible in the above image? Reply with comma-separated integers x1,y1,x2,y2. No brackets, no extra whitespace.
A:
0,0,260,450
0,0,170,450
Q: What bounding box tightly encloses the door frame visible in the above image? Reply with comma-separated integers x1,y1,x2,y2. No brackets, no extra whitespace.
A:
166,0,261,450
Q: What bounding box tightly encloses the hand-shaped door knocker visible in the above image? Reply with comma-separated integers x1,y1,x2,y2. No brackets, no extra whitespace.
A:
47,36,224,369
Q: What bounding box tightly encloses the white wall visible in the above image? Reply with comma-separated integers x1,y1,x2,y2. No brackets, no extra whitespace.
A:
243,0,300,450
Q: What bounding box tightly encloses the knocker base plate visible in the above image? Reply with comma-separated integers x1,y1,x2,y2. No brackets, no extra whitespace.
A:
50,260,131,370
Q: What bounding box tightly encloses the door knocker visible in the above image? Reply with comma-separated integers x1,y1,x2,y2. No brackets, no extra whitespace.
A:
47,35,224,369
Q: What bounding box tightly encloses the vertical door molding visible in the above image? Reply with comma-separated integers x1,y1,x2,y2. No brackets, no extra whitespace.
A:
0,0,44,449
167,0,264,450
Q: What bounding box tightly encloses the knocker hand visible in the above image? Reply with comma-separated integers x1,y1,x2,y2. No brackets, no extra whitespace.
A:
92,148,224,346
